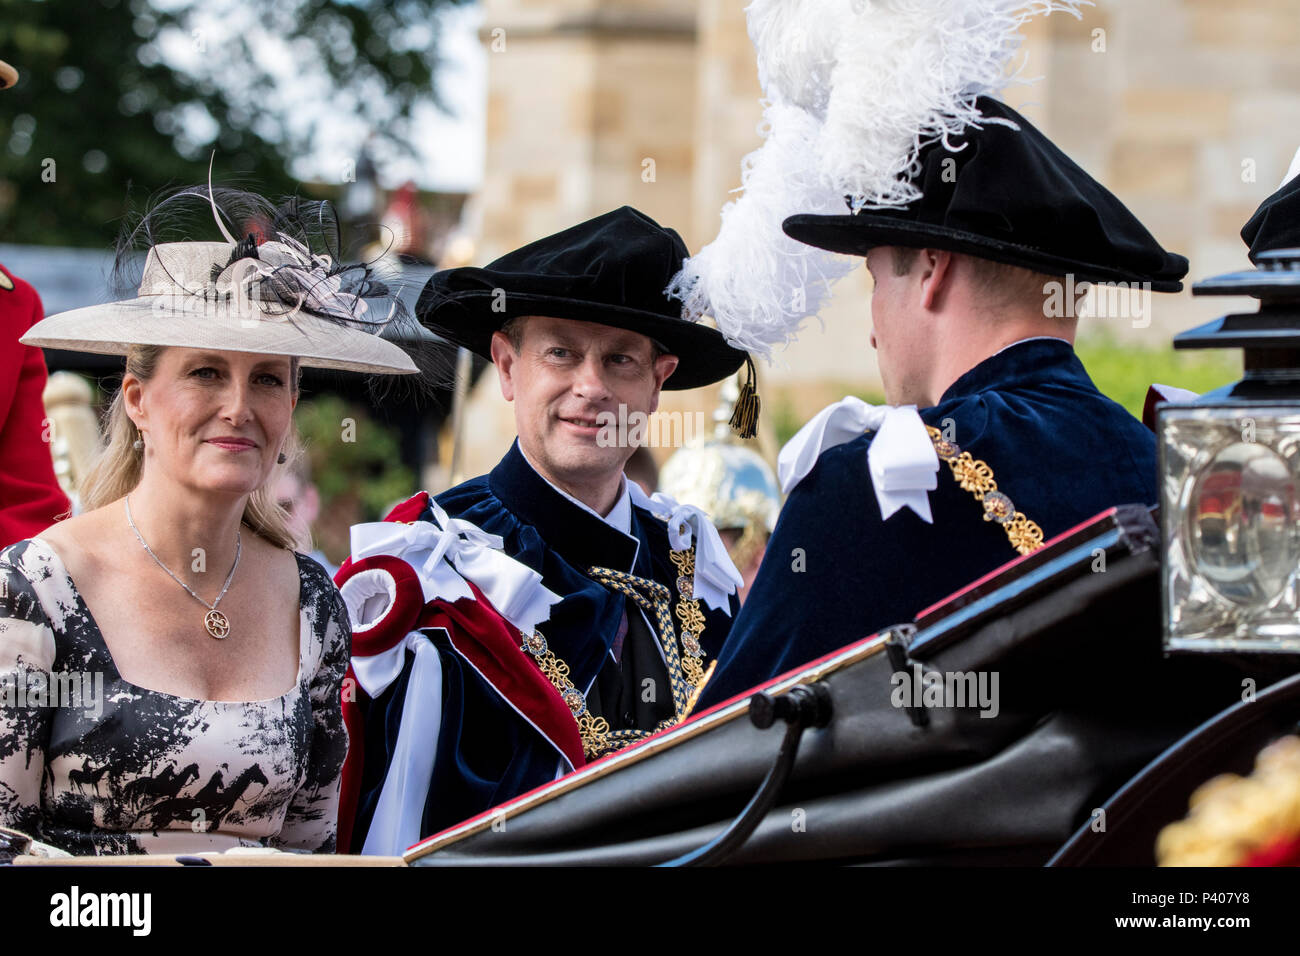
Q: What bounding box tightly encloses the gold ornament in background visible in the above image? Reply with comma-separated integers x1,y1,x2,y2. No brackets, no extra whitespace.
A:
42,372,101,511
659,372,782,574
1156,735,1300,866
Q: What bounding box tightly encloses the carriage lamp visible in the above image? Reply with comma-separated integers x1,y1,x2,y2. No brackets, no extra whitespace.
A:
1161,248,1300,653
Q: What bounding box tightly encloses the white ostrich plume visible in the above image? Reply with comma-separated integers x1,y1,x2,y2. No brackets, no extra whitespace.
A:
668,0,1090,359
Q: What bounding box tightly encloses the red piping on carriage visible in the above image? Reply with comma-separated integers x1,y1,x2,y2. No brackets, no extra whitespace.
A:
409,505,1136,855
913,506,1121,619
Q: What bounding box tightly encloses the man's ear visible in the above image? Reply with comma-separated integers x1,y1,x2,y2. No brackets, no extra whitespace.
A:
489,330,517,402
647,353,680,414
919,248,955,311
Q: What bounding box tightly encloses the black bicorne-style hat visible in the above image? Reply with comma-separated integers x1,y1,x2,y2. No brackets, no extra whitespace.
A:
1241,170,1300,263
782,97,1189,292
416,206,748,391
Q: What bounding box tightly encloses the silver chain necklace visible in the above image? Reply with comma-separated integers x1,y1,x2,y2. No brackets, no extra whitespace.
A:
124,495,242,640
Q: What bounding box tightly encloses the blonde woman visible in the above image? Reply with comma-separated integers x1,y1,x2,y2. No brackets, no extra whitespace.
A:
0,188,419,855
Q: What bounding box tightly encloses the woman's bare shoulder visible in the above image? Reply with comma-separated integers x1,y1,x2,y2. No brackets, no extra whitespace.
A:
242,529,303,589
33,505,120,562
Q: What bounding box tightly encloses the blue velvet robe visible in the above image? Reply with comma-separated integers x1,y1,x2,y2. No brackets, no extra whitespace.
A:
694,339,1158,710
350,440,738,850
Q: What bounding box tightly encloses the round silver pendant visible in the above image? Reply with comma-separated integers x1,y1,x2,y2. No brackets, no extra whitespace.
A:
204,609,231,640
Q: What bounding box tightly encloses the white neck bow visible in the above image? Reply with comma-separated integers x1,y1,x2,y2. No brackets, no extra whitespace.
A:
778,398,940,523
627,483,744,615
349,498,561,635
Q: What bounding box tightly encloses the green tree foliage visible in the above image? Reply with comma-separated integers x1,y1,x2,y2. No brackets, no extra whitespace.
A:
294,394,417,562
767,334,1240,447
0,0,467,247
295,394,414,515
1075,331,1241,419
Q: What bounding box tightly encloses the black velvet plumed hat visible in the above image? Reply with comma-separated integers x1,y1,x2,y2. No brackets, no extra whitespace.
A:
782,97,1189,292
1241,170,1300,263
416,207,748,390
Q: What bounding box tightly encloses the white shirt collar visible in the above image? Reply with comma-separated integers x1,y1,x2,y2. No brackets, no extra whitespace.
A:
517,445,633,536
991,335,1072,357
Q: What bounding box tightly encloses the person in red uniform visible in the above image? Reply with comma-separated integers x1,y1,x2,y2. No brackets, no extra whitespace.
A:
1,56,72,545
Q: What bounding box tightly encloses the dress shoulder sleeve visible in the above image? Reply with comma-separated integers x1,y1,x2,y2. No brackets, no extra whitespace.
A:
0,541,58,840
270,556,350,853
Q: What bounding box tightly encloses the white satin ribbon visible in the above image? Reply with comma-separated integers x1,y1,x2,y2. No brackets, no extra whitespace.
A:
1281,144,1300,189
359,632,443,857
348,501,561,636
628,484,744,614
341,509,564,856
339,568,409,698
337,568,446,856
777,398,940,523
1149,383,1199,405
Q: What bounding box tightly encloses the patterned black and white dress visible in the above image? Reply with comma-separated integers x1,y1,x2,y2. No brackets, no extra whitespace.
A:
0,537,349,855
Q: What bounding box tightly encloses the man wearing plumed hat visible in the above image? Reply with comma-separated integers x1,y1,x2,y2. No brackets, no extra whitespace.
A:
681,0,1190,708
336,207,750,852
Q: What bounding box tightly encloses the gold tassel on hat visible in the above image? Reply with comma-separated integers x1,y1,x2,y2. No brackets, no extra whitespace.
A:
729,355,760,439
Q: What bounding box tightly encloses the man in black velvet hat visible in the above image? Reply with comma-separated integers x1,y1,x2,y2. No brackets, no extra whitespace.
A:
341,207,750,851
1242,156,1300,262
693,97,1190,710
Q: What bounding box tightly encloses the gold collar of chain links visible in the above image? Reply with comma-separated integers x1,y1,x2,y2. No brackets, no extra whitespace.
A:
925,425,1045,556
518,545,710,761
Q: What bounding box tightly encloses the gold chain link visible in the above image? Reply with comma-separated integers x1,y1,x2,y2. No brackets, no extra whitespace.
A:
517,546,710,761
668,548,708,687
517,628,612,760
925,425,1046,556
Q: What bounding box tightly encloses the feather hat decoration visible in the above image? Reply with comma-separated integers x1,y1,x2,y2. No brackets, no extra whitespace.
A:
667,0,1090,359
22,172,433,380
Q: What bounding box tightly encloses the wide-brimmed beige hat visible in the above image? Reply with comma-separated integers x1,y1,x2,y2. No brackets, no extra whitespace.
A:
0,59,17,90
21,240,419,375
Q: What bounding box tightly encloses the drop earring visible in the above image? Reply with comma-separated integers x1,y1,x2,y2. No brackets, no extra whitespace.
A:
133,437,144,452
277,452,287,464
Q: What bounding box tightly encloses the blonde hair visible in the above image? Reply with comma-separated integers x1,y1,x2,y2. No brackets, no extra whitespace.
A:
80,345,306,551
